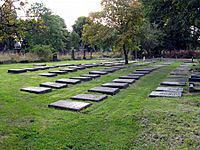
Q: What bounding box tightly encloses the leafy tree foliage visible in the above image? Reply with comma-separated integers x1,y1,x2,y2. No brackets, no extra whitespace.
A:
142,0,200,50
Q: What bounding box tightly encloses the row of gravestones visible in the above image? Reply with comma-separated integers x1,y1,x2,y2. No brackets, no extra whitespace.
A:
149,63,191,98
48,64,163,112
189,63,200,92
20,66,126,94
7,63,102,74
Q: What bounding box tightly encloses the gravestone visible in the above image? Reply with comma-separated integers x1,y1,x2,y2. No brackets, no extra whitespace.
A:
49,70,68,74
48,100,91,111
101,68,119,73
89,87,120,95
71,94,107,102
156,87,183,92
119,76,140,80
136,68,154,72
89,71,108,75
160,81,186,86
25,68,39,71
56,79,81,84
60,68,77,72
70,77,92,82
149,91,182,97
21,87,52,94
189,78,200,82
36,66,50,70
133,71,150,74
191,74,200,78
128,73,144,77
102,82,129,89
70,66,85,70
38,73,57,77
40,82,67,89
8,69,27,74
81,74,100,78
113,79,135,84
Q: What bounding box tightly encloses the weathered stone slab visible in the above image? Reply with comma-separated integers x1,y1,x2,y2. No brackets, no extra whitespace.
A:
21,87,52,94
56,79,81,84
25,68,40,71
89,71,108,75
70,66,85,70
136,68,154,72
71,94,107,102
189,78,200,82
36,66,50,70
49,65,59,68
113,79,135,84
81,74,100,78
149,91,182,97
166,78,187,82
48,100,91,111
160,81,186,86
156,87,183,92
60,68,77,72
170,71,188,75
89,87,120,95
40,82,67,89
38,73,57,77
119,76,140,80
102,82,129,89
49,70,68,74
191,74,200,78
70,77,92,82
58,64,72,67
133,71,150,74
8,69,27,74
189,83,200,92
128,73,145,77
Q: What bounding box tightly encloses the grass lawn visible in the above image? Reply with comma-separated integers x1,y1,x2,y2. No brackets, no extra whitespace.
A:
0,60,199,149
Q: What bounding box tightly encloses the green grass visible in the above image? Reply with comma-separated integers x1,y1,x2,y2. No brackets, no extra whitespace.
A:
0,60,199,149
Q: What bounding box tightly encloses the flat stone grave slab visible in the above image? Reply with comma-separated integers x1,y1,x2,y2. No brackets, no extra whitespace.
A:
70,77,92,82
128,73,145,77
113,79,135,84
136,68,154,72
25,68,40,71
48,100,91,111
38,73,57,77
160,81,186,86
156,87,183,92
81,74,100,78
70,66,85,70
165,78,187,82
49,65,59,68
49,70,68,74
102,82,129,89
133,71,151,74
189,78,200,82
60,68,77,72
191,74,200,78
8,69,27,74
40,82,67,89
21,87,52,94
89,71,108,75
56,79,81,84
149,91,182,97
89,87,120,95
71,94,107,102
119,76,140,80
36,66,50,70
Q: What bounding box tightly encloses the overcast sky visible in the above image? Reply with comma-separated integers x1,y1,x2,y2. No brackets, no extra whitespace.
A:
29,0,102,30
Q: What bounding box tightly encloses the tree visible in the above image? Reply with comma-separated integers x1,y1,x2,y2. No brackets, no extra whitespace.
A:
142,0,200,50
25,2,70,51
0,0,27,51
82,0,144,64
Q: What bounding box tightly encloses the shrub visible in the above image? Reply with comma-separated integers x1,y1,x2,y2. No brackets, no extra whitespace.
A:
30,45,54,61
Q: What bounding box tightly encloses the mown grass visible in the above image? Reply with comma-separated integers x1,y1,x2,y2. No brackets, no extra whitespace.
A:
0,60,199,149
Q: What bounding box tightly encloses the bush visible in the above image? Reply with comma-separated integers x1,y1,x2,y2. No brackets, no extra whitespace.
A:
30,45,54,61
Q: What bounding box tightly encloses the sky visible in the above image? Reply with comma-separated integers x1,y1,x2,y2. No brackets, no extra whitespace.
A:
28,0,102,30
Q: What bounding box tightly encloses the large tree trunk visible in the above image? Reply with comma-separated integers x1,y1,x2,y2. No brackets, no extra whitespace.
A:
83,50,86,60
123,44,128,64
71,49,75,60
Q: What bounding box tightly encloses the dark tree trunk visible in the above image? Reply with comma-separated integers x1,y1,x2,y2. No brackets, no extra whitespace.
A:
83,50,86,60
71,49,75,60
123,44,128,64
